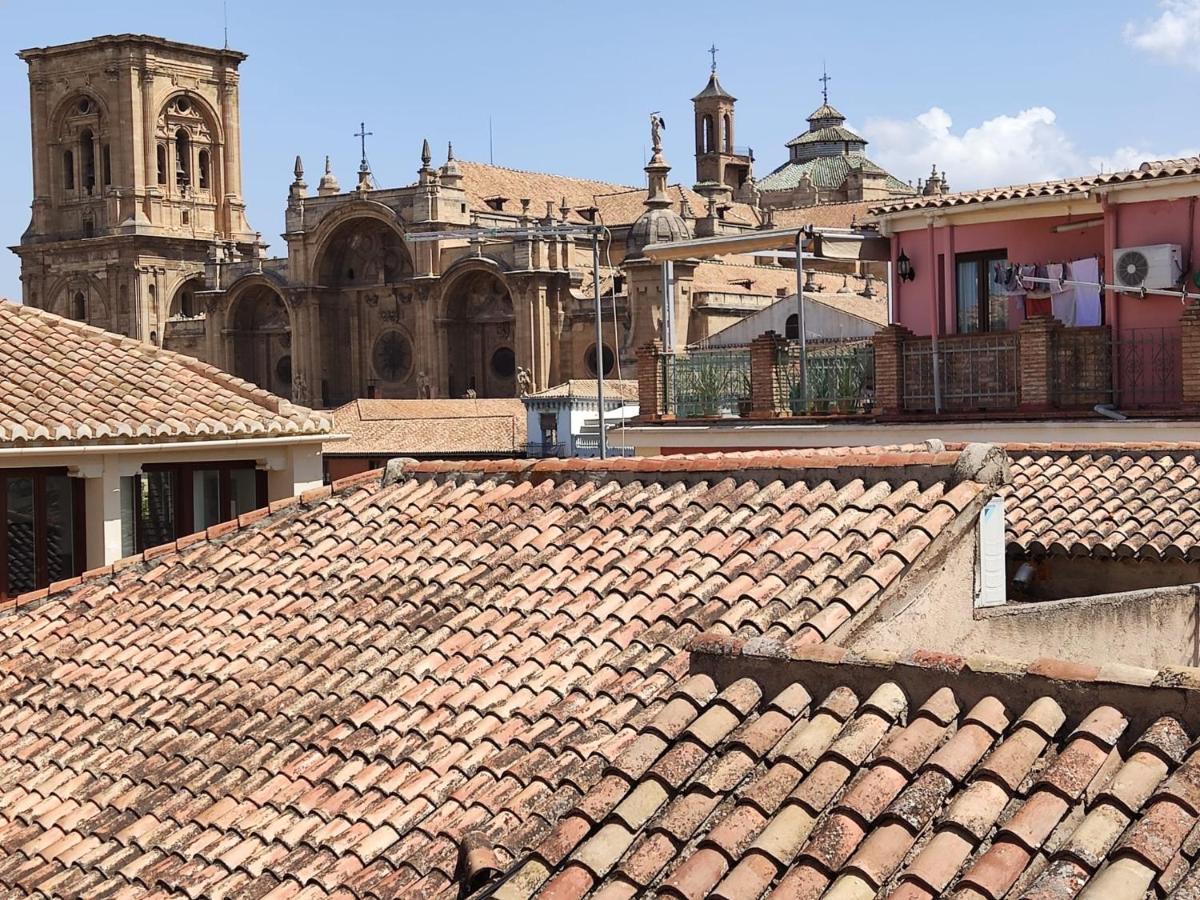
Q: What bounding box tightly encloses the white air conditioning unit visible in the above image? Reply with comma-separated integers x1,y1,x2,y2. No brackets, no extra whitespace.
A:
1112,243,1182,292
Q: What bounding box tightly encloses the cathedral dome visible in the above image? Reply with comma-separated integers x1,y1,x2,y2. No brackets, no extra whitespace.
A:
626,204,690,260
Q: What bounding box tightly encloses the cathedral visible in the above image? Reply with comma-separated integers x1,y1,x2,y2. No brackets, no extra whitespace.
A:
11,34,928,407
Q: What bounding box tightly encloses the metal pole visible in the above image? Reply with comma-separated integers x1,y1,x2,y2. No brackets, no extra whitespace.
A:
886,260,895,324
796,230,808,410
593,231,606,460
661,260,675,349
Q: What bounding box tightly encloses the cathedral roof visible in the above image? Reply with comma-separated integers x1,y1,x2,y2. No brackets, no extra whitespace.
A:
692,71,736,102
327,398,526,459
626,205,691,259
457,160,632,222
807,101,847,122
757,153,913,196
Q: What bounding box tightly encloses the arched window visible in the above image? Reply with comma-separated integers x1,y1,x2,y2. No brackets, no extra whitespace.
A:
179,290,195,318
785,313,800,340
72,292,86,321
156,144,167,185
197,149,210,190
175,129,190,189
702,115,715,154
63,149,75,190
723,114,733,152
80,129,96,192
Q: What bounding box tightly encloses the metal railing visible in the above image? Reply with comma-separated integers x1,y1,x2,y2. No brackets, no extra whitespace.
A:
1113,326,1182,409
1051,327,1113,408
903,333,1020,412
524,442,565,459
776,339,875,415
662,347,752,418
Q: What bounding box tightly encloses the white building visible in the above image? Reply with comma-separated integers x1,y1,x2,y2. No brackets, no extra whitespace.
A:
523,380,639,457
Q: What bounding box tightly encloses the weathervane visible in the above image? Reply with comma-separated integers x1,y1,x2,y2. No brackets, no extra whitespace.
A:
819,63,831,105
708,43,719,73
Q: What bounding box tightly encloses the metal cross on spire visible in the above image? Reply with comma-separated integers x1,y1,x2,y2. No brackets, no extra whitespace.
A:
819,63,831,105
708,44,719,73
354,121,373,168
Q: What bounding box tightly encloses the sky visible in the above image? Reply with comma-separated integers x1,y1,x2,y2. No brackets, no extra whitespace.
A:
0,0,1197,297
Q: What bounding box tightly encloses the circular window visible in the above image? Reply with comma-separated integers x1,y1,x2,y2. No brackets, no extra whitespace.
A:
372,330,413,382
276,355,293,385
490,346,516,379
176,96,191,113
77,98,92,115
585,343,616,377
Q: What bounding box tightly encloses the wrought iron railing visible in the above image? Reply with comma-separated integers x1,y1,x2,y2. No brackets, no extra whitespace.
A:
902,333,1020,412
524,442,565,458
1051,327,1113,408
776,339,875,415
1113,326,1182,409
662,347,752,418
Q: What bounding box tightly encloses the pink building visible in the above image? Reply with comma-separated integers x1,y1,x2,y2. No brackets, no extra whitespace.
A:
874,157,1200,338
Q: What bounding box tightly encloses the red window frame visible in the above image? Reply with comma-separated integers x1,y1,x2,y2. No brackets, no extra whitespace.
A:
0,468,86,602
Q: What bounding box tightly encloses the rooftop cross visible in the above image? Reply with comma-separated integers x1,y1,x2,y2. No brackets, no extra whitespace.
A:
708,43,719,73
819,64,831,105
354,121,373,169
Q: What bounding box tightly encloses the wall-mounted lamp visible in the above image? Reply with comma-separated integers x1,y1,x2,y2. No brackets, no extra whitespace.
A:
897,250,915,282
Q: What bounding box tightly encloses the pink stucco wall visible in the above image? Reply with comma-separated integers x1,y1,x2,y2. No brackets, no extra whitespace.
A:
891,195,1199,335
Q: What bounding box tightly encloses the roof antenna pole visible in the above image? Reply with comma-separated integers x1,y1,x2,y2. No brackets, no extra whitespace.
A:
593,230,607,459
489,116,494,165
223,0,229,49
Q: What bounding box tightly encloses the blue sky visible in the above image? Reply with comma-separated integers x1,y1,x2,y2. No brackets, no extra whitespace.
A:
1,0,1196,297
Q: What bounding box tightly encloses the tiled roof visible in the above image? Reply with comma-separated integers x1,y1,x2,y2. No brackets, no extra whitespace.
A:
458,160,631,221
692,72,735,101
0,449,986,898
327,398,526,457
499,635,1200,899
0,299,329,446
691,262,889,325
593,186,761,228
758,155,913,197
769,200,875,231
1007,446,1200,561
525,380,639,402
870,156,1200,215
785,125,868,148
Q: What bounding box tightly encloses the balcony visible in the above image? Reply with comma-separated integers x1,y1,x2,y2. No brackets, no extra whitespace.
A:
636,306,1200,423
524,441,565,458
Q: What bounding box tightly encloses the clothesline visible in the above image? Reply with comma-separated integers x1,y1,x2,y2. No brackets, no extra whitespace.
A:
1018,274,1197,302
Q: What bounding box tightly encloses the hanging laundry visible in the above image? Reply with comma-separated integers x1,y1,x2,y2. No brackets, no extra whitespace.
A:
1071,257,1102,326
1047,263,1076,325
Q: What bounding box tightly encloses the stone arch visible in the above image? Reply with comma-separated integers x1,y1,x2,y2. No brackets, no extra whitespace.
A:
46,273,107,325
156,90,224,143
440,266,517,398
224,280,293,399
156,91,223,198
309,205,411,287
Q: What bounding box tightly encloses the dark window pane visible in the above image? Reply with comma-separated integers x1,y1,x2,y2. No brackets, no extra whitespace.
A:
956,260,981,334
191,469,221,532
139,471,175,550
6,478,35,596
45,475,75,584
230,468,258,519
987,258,1010,331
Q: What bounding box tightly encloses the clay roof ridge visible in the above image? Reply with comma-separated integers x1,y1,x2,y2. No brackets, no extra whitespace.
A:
0,467,385,618
690,633,1200,734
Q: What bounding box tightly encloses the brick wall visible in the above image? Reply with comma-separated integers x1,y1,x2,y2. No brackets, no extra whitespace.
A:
636,340,664,421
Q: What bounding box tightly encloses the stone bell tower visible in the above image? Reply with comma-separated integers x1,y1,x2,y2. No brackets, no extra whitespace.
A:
692,49,753,204
11,34,261,344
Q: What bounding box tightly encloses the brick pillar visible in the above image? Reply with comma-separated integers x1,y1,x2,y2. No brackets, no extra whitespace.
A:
636,340,665,421
871,324,911,416
1182,300,1200,410
749,331,786,418
1018,315,1062,411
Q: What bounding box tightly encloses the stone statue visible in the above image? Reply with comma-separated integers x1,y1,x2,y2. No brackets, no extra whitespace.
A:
516,366,533,398
464,388,477,399
650,112,665,153
416,370,432,399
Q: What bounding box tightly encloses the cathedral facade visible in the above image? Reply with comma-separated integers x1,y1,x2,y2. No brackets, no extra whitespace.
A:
12,35,903,408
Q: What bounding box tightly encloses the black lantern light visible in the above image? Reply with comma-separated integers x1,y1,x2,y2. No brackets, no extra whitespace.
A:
897,250,915,282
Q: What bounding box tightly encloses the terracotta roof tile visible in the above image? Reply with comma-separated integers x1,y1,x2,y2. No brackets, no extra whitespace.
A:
0,300,329,446
0,448,980,898
501,638,1200,899
870,156,1200,215
326,398,526,457
1007,447,1200,561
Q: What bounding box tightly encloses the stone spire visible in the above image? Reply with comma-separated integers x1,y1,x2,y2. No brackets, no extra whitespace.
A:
289,155,307,201
627,114,690,259
439,141,463,189
317,155,340,196
418,138,437,186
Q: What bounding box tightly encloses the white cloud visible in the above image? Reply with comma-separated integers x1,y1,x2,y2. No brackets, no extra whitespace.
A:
862,106,1196,191
1124,0,1200,69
